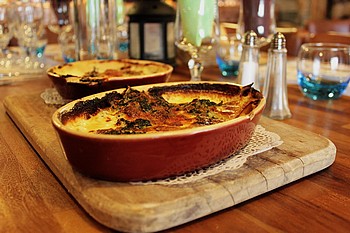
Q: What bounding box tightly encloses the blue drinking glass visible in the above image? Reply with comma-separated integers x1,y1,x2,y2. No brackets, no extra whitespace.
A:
297,43,350,100
216,34,242,78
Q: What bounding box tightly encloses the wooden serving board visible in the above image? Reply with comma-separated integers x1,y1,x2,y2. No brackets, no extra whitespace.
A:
3,92,336,233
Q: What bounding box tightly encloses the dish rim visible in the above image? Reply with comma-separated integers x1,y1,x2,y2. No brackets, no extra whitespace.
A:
51,81,265,140
46,59,174,82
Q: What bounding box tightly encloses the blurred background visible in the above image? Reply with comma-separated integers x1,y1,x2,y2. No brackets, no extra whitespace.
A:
218,0,350,25
8,0,350,46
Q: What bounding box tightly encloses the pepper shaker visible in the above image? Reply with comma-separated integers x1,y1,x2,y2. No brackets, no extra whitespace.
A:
262,32,292,120
237,30,260,90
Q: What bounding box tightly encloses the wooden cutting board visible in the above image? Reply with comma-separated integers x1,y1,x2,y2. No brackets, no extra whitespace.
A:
3,92,336,233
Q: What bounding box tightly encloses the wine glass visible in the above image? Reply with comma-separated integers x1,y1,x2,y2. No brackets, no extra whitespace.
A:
0,3,15,73
47,0,72,35
175,0,220,81
237,0,276,47
13,0,48,71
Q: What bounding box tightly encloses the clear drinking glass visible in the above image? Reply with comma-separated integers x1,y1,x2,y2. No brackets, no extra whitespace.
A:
72,0,117,61
45,0,75,62
47,0,72,35
297,43,350,100
58,27,76,63
175,0,220,81
14,0,48,71
216,33,242,78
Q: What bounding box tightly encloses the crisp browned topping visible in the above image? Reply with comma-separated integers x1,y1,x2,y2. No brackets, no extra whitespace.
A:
60,83,263,134
51,60,170,82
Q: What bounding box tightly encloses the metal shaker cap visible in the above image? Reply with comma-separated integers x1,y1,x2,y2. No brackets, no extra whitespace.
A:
243,30,258,46
270,32,286,49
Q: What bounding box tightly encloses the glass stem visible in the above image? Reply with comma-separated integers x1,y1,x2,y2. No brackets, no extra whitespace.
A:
0,48,6,59
188,55,203,81
25,47,36,58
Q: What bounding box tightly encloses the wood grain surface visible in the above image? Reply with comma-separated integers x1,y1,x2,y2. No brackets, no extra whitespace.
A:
3,91,336,232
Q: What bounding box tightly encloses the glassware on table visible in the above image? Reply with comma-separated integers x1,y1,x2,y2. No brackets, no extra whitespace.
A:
237,0,276,47
297,43,350,100
58,26,75,63
45,0,75,62
115,0,129,59
236,30,260,89
216,32,242,78
47,0,72,35
0,3,16,78
263,32,291,120
72,0,117,61
175,0,220,81
13,0,48,71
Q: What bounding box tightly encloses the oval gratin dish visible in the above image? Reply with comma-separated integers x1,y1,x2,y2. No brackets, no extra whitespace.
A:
47,59,173,100
52,81,265,182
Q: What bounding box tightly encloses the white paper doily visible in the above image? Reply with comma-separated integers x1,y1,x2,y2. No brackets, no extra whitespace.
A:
132,125,282,185
40,88,71,106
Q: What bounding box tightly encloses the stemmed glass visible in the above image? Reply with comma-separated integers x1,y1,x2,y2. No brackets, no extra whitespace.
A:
175,0,220,81
46,0,75,62
47,0,72,35
13,0,48,71
0,3,15,73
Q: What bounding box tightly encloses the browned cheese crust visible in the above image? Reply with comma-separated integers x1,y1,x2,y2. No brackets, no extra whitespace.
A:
60,83,263,135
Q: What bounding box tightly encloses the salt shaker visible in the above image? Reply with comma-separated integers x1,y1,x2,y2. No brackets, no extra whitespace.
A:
262,32,292,120
237,30,260,90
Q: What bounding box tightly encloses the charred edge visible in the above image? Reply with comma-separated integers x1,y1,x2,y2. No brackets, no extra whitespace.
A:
60,91,123,124
148,83,244,97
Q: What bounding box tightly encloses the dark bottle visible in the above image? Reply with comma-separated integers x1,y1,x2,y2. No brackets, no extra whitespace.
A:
237,0,276,45
127,0,176,65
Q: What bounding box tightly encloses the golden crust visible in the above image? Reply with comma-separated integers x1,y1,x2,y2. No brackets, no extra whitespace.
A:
60,83,263,134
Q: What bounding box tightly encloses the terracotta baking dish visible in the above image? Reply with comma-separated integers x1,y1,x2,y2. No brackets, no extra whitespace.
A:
52,82,265,182
47,59,173,100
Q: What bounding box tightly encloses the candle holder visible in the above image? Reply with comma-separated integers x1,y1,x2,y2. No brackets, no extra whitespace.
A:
127,0,176,65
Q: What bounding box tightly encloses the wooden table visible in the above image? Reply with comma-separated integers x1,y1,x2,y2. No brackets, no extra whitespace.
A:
1,65,349,233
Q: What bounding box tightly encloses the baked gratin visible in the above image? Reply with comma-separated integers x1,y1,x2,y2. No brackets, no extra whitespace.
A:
46,59,173,99
60,83,263,135
49,59,171,85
